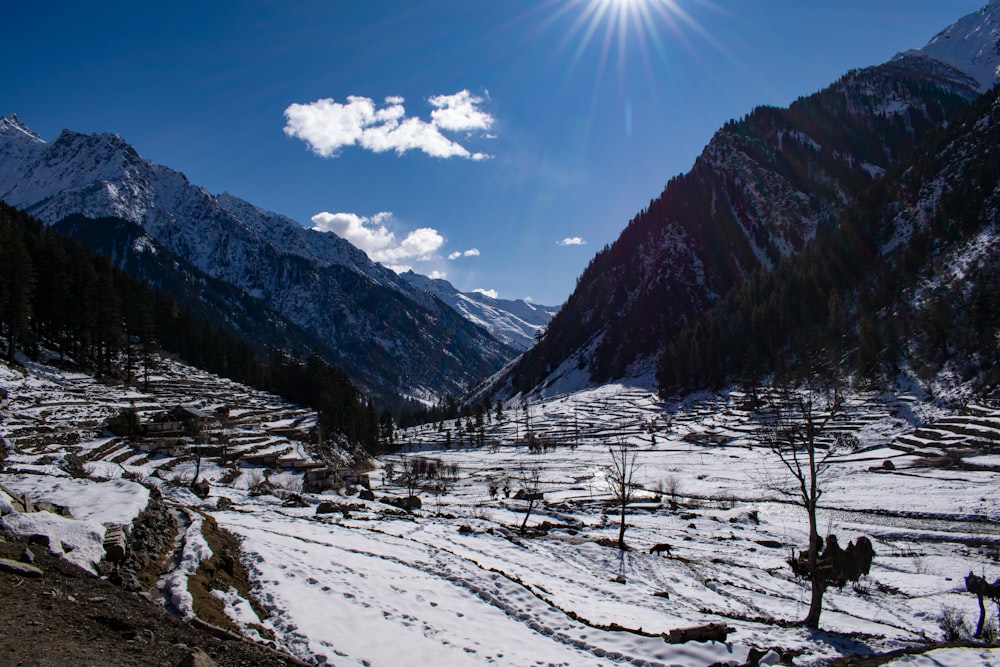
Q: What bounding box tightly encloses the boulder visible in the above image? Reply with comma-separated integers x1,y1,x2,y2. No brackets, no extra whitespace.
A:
0,557,43,578
315,501,338,515
103,524,128,564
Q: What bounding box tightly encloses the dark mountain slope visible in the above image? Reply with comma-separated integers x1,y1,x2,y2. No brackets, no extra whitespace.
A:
505,56,980,396
656,83,1000,396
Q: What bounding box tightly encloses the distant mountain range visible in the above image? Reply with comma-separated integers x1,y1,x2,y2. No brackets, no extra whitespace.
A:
490,0,1000,400
399,271,557,351
0,115,554,401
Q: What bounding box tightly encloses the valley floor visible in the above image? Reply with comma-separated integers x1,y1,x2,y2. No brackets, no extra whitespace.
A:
2,356,1000,666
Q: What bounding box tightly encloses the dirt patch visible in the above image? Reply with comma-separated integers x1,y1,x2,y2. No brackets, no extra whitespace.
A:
0,535,300,666
187,513,273,640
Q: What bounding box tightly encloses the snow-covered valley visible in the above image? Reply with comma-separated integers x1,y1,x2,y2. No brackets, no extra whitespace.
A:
2,355,999,666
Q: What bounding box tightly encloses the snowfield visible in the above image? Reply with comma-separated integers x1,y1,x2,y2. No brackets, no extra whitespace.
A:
2,356,1000,666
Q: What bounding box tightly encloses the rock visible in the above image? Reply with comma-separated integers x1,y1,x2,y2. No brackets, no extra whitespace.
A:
103,525,127,564
315,501,338,515
0,557,43,578
755,539,783,549
21,546,35,564
216,497,233,511
358,489,375,501
758,649,781,665
282,494,308,508
27,534,50,548
190,479,211,499
175,649,218,667
386,496,422,511
612,575,627,584
458,525,473,535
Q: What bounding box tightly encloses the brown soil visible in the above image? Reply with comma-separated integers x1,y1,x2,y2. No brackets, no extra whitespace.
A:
188,513,274,641
0,536,302,667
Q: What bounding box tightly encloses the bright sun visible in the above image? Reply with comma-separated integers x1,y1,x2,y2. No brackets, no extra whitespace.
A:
559,0,711,79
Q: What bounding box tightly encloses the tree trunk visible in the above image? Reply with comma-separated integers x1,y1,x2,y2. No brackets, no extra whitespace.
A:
665,622,734,644
975,593,986,639
618,503,627,549
804,503,824,628
804,578,825,629
520,498,535,534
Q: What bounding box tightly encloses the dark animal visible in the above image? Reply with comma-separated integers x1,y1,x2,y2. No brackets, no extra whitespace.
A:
649,543,672,556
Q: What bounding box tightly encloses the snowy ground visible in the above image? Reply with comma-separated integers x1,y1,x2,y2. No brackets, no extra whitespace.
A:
2,357,1000,666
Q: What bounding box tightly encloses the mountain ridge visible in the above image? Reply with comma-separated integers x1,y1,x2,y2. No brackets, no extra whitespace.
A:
0,119,516,400
490,1,998,401
399,270,556,351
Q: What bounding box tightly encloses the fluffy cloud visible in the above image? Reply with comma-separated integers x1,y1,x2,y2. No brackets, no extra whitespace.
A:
311,211,444,265
284,91,493,160
429,91,495,132
474,288,499,299
448,248,481,260
558,237,587,246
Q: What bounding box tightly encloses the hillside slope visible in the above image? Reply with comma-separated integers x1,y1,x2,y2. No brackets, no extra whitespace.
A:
497,3,996,400
0,116,512,400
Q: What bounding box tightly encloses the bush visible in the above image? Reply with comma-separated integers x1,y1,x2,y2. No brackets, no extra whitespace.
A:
938,606,969,642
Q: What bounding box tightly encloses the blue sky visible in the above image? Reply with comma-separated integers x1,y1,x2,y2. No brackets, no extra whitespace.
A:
1,1,985,305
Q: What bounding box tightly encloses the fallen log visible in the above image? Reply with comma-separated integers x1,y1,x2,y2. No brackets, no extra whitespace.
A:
664,622,733,644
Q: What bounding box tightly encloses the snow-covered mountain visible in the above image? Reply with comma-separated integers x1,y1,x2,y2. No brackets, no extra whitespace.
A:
400,271,557,350
895,0,1000,93
0,114,513,399
494,1,998,399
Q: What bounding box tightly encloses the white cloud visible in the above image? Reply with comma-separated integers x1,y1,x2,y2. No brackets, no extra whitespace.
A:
284,90,494,160
385,227,445,262
558,237,587,246
474,288,498,299
448,248,481,260
429,90,494,132
311,211,395,253
311,211,445,265
428,271,448,280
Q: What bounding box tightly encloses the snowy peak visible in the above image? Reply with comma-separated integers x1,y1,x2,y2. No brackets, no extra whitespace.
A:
896,0,1000,92
0,113,44,144
0,116,515,399
400,271,557,350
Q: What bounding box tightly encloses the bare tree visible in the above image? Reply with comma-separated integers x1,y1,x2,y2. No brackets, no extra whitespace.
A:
758,379,851,629
397,455,425,499
516,463,543,535
606,437,640,550
664,475,682,511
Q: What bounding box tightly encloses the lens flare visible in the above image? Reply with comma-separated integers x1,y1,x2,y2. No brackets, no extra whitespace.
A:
562,0,724,80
